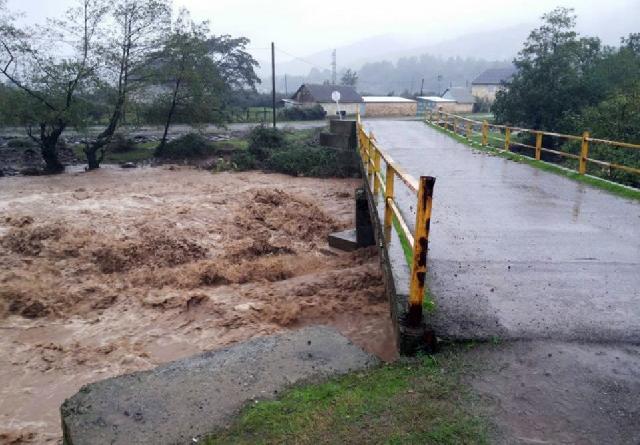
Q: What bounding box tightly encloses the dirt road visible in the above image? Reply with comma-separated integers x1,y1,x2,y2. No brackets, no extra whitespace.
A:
0,167,396,444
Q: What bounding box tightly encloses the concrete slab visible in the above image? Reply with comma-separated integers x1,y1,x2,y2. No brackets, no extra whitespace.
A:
362,119,640,342
328,229,358,251
60,326,379,445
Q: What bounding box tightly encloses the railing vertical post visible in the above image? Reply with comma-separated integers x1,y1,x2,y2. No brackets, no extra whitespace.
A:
466,121,472,139
504,127,511,151
482,121,489,146
383,164,395,244
367,132,375,185
373,150,381,198
579,131,590,175
363,132,370,173
535,132,542,161
453,116,458,135
407,176,436,327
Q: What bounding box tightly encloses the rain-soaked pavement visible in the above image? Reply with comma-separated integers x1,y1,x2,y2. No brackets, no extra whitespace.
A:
363,119,640,342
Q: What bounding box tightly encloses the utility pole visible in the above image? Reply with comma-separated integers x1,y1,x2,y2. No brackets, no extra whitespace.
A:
284,74,288,96
331,49,337,85
420,78,425,96
271,42,276,129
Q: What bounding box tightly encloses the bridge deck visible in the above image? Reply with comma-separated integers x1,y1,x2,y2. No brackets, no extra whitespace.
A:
363,119,640,342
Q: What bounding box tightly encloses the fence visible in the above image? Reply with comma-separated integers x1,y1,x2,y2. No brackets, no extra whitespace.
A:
426,109,640,186
224,108,272,124
356,113,435,326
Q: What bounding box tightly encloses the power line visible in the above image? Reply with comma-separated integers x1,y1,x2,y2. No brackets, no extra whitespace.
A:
273,47,330,72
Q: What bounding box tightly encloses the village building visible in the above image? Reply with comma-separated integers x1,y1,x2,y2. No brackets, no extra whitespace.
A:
289,84,363,116
439,87,476,113
416,96,457,115
361,96,417,117
471,66,517,103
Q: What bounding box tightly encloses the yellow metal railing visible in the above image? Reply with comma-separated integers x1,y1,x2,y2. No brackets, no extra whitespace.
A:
426,109,640,178
356,112,435,326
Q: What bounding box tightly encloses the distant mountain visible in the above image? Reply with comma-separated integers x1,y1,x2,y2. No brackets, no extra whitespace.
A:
263,25,531,79
393,25,532,62
256,34,412,77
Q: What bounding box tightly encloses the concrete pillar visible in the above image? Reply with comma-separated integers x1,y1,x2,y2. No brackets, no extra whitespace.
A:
355,188,375,247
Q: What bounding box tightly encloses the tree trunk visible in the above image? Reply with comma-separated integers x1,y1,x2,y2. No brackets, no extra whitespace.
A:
85,93,126,170
155,77,182,157
85,147,100,170
39,122,65,174
41,141,64,173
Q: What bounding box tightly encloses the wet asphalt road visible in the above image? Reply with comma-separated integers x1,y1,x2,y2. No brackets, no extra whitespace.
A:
363,119,640,342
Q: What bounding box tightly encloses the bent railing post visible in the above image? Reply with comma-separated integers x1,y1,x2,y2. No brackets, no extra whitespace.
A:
407,176,436,327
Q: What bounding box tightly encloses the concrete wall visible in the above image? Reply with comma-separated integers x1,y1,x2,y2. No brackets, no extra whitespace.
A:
472,84,508,103
364,102,417,117
316,102,360,117
437,102,474,114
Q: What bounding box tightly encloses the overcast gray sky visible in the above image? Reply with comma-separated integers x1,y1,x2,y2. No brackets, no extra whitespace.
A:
6,0,639,65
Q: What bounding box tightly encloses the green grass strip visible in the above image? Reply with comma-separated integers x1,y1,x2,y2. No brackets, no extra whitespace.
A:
204,348,489,445
425,120,640,201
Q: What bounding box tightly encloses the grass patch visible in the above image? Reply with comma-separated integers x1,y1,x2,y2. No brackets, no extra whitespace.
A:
71,143,156,163
212,138,248,151
204,346,489,445
425,120,640,201
71,136,248,165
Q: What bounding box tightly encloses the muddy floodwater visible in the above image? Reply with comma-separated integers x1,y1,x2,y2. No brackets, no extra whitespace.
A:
0,167,396,444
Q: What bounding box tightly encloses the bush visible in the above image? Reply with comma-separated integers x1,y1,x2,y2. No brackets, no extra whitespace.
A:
107,133,135,153
266,145,358,178
247,126,286,161
155,133,213,159
230,151,256,171
7,138,35,148
281,105,327,121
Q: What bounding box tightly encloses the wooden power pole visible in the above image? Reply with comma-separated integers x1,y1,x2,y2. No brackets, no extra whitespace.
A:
271,42,276,129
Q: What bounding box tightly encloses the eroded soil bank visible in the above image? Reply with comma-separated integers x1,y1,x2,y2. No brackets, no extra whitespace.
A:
0,167,396,444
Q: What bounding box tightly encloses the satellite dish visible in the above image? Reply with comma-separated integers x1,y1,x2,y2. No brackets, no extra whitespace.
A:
331,91,341,102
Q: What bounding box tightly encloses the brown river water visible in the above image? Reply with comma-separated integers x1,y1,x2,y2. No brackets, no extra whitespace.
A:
0,167,396,444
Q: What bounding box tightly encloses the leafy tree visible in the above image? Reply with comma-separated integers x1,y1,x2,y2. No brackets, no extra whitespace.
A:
566,82,640,186
0,0,108,172
493,7,605,131
340,69,358,87
151,10,259,154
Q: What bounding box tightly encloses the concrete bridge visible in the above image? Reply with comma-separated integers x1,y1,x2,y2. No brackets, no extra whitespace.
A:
356,118,640,352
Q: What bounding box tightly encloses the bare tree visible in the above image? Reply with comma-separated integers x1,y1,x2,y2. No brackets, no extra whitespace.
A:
0,0,108,173
340,69,358,87
83,0,170,169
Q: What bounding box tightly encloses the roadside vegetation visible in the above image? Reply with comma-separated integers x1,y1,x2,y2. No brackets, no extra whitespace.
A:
238,126,359,177
205,345,490,445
